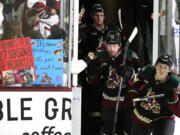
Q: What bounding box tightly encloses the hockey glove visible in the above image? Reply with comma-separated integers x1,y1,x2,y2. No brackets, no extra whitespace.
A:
164,88,179,105
116,64,135,82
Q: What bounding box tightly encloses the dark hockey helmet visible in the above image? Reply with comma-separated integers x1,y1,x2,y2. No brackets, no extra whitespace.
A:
155,54,173,67
91,4,104,15
105,30,122,46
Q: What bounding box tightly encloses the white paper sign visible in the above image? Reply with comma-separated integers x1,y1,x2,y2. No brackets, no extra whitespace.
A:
0,91,72,135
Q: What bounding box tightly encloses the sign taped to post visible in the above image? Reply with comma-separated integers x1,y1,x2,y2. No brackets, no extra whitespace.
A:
30,39,64,85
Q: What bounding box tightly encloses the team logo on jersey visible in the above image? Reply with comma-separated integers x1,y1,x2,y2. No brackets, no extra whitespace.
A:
97,37,106,52
140,88,161,114
106,66,120,89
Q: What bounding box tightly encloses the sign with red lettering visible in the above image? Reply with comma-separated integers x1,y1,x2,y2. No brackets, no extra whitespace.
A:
0,37,36,86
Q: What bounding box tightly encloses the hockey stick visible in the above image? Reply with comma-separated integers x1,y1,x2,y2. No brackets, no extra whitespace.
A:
118,8,123,30
133,90,180,102
133,93,165,102
112,27,138,135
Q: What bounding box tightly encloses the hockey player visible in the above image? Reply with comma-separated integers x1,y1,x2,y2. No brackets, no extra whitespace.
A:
129,54,180,135
79,4,122,135
85,29,140,135
79,3,121,58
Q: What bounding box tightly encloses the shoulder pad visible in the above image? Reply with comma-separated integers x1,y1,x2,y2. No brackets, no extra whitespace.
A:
167,74,180,89
96,51,109,60
124,49,139,59
139,65,155,80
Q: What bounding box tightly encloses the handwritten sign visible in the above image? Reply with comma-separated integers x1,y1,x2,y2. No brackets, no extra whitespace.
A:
0,37,36,85
30,39,63,85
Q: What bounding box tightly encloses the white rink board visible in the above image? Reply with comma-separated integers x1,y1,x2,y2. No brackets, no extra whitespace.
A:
0,91,72,135
175,117,180,135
